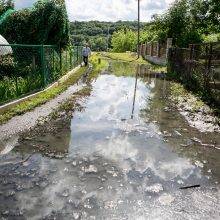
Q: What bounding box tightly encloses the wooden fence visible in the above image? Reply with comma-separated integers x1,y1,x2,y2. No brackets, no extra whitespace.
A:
168,42,220,106
140,38,173,65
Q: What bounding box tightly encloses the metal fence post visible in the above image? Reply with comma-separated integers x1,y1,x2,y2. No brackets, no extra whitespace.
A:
52,48,55,73
66,49,69,72
205,43,213,91
59,46,62,75
76,46,79,64
40,45,46,88
70,47,72,68
14,48,19,97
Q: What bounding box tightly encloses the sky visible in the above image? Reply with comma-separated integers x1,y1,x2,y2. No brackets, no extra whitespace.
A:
14,0,175,22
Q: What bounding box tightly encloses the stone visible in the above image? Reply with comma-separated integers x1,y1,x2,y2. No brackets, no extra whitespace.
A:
85,165,98,173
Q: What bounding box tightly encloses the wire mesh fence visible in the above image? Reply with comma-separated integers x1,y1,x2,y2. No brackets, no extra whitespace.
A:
168,42,220,106
0,44,83,105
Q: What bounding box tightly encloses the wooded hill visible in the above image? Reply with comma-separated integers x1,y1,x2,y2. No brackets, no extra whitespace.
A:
69,21,146,51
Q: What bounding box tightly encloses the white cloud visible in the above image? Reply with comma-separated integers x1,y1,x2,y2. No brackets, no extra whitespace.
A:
14,0,174,22
66,0,174,21
144,0,167,10
14,0,38,10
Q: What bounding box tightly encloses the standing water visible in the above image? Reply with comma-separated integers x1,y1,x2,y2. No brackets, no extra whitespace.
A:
0,61,220,219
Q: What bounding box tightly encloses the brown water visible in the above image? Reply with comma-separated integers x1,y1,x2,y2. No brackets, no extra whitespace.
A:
0,61,220,219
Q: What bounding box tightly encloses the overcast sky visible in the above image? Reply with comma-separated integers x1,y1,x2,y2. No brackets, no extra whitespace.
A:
14,0,174,22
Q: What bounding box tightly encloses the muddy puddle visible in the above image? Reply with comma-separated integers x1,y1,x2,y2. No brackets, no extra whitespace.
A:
0,61,220,219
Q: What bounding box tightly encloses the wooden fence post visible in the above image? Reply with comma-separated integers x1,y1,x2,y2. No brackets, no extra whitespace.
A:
150,42,153,56
157,42,160,57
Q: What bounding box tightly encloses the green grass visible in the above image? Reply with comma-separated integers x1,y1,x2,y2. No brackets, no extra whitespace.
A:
0,66,88,125
170,82,207,111
49,85,92,119
88,53,108,80
104,52,148,63
103,52,167,73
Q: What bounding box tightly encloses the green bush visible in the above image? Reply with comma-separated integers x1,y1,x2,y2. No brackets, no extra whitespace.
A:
0,54,16,79
0,0,69,48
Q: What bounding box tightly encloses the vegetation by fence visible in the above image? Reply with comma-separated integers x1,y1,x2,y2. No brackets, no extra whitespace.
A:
0,44,82,105
168,42,220,106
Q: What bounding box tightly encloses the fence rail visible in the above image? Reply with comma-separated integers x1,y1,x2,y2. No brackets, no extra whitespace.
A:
168,42,220,106
0,44,82,105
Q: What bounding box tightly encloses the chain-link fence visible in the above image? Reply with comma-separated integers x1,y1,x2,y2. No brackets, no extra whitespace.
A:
168,42,220,106
0,44,83,105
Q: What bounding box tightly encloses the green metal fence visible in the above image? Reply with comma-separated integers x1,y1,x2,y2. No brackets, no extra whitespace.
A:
0,44,83,105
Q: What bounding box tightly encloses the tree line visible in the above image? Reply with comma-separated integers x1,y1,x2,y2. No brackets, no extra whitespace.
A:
150,0,220,47
69,20,146,51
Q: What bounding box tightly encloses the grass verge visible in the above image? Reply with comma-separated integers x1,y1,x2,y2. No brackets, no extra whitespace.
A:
170,82,220,124
104,52,167,72
104,52,147,63
88,53,108,80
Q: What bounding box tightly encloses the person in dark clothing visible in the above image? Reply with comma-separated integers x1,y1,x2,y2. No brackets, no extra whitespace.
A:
82,44,91,66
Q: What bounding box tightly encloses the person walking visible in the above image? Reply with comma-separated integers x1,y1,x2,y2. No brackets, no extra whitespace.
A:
82,44,91,66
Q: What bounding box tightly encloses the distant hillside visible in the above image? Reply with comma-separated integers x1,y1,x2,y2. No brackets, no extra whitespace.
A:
69,20,147,51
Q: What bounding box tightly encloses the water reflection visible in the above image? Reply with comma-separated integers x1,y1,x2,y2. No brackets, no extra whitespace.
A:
69,62,218,184
108,61,137,77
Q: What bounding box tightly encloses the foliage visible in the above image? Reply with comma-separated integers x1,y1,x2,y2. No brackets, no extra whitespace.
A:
202,34,220,43
149,0,220,47
205,0,220,33
150,0,203,47
0,0,69,48
0,54,15,78
111,29,136,52
0,76,17,101
0,0,14,15
69,21,146,51
111,29,151,52
0,73,42,103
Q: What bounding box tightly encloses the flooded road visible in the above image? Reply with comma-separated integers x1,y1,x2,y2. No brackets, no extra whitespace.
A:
0,61,220,219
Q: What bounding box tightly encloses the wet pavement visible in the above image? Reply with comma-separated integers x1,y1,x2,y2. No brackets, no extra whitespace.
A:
0,61,220,219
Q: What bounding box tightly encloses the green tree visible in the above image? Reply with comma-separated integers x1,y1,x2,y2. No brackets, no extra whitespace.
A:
204,0,220,33
0,0,69,48
69,20,147,50
93,37,107,51
0,0,14,15
111,29,137,52
150,0,202,47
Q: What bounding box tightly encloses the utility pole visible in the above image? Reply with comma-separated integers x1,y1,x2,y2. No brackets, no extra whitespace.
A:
107,25,110,52
137,0,140,59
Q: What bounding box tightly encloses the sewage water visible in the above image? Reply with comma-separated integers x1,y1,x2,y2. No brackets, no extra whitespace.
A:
0,61,220,219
